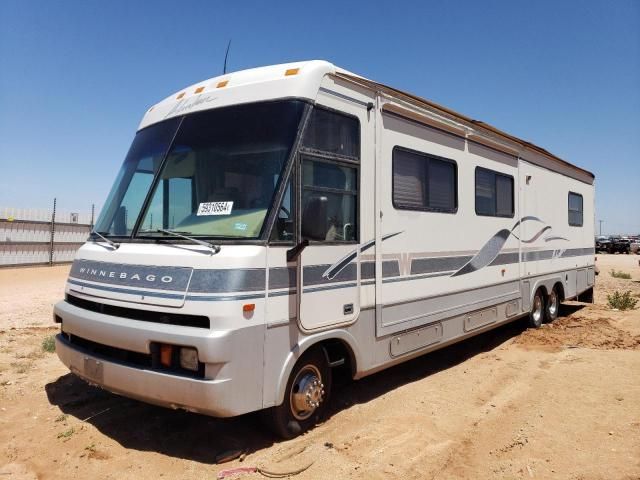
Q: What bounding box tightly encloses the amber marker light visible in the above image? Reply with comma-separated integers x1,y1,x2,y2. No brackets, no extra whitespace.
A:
243,303,256,313
160,344,173,367
176,92,185,100
284,68,299,76
194,86,205,94
216,80,229,88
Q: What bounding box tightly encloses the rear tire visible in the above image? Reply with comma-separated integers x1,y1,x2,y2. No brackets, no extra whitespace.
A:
544,286,560,322
264,348,332,439
528,289,545,328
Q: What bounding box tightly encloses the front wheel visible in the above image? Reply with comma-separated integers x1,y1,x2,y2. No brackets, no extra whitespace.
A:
265,348,332,439
528,289,545,328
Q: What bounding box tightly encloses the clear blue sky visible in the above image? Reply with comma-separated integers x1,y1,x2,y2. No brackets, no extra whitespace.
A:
1,0,638,233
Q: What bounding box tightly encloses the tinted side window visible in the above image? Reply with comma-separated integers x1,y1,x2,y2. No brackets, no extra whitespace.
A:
475,167,514,217
568,192,583,226
392,148,457,213
302,108,360,158
299,107,360,243
302,159,357,242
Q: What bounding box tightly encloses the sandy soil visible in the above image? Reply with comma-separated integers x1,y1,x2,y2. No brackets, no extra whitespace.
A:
0,265,70,330
1,254,639,480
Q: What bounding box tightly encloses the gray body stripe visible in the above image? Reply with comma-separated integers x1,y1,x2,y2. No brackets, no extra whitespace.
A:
303,263,358,286
268,267,296,290
489,252,520,266
361,261,375,280
189,269,265,293
68,248,595,302
411,256,472,276
68,279,185,300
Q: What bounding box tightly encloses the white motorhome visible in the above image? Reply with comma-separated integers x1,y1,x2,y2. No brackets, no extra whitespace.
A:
54,60,595,438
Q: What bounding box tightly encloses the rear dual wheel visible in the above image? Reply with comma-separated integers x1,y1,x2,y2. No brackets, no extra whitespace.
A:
545,287,560,322
528,289,545,328
529,286,560,328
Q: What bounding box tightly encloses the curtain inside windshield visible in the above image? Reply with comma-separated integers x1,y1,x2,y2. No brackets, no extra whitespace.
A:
95,100,305,239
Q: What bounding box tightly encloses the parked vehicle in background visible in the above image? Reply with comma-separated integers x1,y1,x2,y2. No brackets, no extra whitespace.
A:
608,236,631,254
631,239,640,254
595,236,610,253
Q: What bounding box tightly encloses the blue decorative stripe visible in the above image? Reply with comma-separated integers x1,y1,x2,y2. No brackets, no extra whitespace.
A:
303,282,358,293
383,271,453,284
186,293,265,302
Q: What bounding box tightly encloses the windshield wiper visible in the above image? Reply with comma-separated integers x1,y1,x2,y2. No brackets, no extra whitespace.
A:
89,231,120,250
150,229,221,255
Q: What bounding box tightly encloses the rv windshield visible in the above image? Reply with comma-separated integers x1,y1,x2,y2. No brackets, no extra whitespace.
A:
94,100,306,239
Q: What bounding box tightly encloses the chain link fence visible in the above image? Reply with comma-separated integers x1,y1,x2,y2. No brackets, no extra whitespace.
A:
0,200,95,267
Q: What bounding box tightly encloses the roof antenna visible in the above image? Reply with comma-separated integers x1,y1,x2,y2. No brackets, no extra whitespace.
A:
223,39,231,74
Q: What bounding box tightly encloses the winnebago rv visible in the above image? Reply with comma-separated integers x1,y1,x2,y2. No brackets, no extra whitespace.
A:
54,61,595,438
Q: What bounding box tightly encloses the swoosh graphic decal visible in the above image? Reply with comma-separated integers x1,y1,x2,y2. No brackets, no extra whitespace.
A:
544,235,570,242
451,229,511,277
322,231,403,280
521,226,552,243
452,217,566,277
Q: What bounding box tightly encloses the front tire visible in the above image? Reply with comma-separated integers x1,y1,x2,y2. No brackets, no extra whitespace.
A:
528,289,545,328
545,286,560,322
265,348,332,439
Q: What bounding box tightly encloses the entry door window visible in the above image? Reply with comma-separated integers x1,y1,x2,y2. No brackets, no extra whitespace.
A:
302,159,358,242
299,106,360,243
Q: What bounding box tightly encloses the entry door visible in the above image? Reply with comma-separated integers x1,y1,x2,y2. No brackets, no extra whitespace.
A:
296,105,362,331
298,155,361,331
299,243,360,331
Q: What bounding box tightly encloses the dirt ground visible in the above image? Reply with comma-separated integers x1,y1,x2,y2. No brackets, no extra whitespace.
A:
1,254,639,480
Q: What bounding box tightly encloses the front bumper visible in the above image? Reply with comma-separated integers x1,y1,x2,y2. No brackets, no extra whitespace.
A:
53,300,264,417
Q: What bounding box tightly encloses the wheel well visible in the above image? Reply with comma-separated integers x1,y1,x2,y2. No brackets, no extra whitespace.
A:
318,339,356,381
535,285,548,299
554,282,565,301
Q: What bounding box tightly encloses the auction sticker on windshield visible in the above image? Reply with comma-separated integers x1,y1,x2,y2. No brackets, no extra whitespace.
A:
197,201,233,216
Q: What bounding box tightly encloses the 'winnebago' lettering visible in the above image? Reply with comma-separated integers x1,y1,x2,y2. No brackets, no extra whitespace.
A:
78,267,173,284
69,260,192,292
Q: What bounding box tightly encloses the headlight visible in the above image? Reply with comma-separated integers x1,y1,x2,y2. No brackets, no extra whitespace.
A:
179,347,199,371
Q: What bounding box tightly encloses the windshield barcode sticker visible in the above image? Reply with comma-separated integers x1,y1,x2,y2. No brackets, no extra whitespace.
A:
197,201,233,216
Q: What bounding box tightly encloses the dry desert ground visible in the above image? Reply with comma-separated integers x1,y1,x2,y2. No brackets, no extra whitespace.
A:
1,254,639,479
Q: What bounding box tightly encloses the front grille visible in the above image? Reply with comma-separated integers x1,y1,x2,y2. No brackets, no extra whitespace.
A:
66,293,210,329
61,332,205,379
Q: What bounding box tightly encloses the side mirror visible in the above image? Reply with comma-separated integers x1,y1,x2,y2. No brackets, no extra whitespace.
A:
301,195,328,241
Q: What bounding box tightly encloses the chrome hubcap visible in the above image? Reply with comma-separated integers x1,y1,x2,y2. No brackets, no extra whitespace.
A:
548,291,558,316
532,296,543,323
290,365,325,420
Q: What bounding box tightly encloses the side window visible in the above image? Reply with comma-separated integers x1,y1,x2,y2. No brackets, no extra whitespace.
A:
302,159,357,241
299,107,360,243
392,147,457,213
475,167,514,217
302,107,359,158
568,192,583,226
